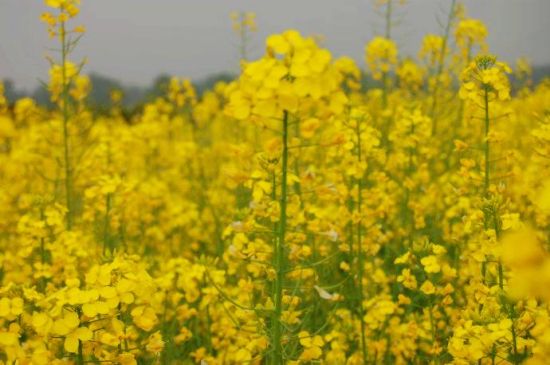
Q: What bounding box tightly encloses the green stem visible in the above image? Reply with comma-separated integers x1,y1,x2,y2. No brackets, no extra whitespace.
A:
77,341,84,365
39,208,47,265
103,193,112,253
429,303,439,365
271,110,289,365
493,213,504,290
240,13,248,61
509,305,520,364
480,85,490,310
385,0,393,39
382,71,389,109
380,0,392,146
76,308,84,365
38,207,47,292
483,86,490,195
482,84,519,364
355,121,368,364
60,21,73,230
381,71,390,147
430,0,457,135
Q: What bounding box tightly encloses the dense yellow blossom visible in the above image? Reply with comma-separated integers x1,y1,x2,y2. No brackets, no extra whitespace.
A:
0,1,548,364
365,36,398,80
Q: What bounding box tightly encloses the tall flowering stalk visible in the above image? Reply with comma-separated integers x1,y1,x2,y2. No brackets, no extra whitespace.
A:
230,11,257,62
271,110,289,364
428,0,457,135
459,55,524,364
459,55,511,198
225,30,350,363
41,0,86,230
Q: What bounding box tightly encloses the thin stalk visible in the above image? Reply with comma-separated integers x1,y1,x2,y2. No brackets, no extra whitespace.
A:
482,84,519,364
104,137,113,253
380,70,390,147
447,44,471,170
60,21,73,230
38,207,48,292
509,305,520,364
103,193,112,253
405,119,416,246
480,86,491,309
430,0,457,135
382,71,389,109
270,110,289,365
39,208,47,265
385,0,393,39
483,86,490,195
355,122,368,364
429,304,439,365
77,341,84,365
76,308,84,365
380,0,392,145
493,212,504,290
381,0,392,117
240,13,248,61
345,176,356,313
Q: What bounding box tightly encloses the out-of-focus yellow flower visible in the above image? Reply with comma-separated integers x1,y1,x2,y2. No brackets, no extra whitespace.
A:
501,228,550,301
419,34,445,67
397,268,417,289
397,58,425,92
421,255,441,273
299,330,324,361
231,11,257,33
52,311,93,353
365,36,398,80
145,331,164,354
420,280,436,295
0,297,23,318
459,55,511,103
455,18,488,59
131,306,159,331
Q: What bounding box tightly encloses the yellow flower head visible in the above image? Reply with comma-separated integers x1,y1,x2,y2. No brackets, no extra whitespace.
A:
365,36,398,80
459,54,511,103
420,280,436,295
455,18,488,59
419,34,445,67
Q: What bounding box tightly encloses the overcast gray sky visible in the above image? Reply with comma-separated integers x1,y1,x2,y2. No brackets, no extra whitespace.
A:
1,0,549,91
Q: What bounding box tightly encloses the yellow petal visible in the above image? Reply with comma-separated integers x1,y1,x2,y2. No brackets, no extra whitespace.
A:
64,334,79,353
75,326,93,341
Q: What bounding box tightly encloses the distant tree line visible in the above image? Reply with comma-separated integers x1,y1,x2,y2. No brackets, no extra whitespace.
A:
1,72,235,109
2,65,549,108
